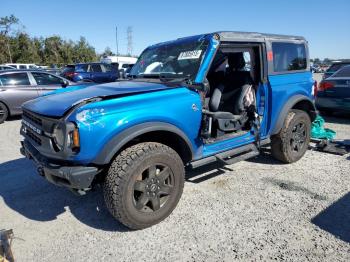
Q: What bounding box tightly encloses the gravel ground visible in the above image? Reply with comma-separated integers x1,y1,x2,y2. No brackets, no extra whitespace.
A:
0,113,350,261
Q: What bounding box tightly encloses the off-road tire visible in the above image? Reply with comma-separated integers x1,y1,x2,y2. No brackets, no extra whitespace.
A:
103,142,185,230
271,109,311,163
0,102,9,124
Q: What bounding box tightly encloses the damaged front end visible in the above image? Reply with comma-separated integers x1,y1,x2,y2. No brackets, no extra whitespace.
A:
20,107,101,194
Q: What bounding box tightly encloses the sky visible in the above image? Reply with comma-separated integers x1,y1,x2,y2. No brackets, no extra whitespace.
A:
1,0,350,59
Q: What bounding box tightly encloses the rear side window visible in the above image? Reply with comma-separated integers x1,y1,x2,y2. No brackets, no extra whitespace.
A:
75,64,88,72
333,66,350,77
272,42,307,72
0,73,30,86
62,66,75,74
101,64,113,72
19,65,27,69
327,63,349,73
32,72,62,85
90,64,102,72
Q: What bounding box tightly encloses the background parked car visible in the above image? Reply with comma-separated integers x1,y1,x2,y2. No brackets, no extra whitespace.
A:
0,65,16,71
4,63,40,70
0,70,76,123
323,61,350,79
315,65,350,114
60,63,118,83
122,63,134,78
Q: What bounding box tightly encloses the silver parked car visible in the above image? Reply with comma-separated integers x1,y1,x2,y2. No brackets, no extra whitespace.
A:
0,70,74,123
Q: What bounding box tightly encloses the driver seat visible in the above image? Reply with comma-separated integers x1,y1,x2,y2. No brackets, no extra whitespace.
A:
209,84,255,132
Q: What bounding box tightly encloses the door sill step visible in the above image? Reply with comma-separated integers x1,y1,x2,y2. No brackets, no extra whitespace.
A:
189,138,270,169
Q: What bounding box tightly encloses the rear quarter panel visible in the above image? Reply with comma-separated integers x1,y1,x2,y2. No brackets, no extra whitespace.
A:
267,71,314,134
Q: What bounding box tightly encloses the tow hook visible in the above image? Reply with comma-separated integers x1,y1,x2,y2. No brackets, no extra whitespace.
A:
37,166,45,177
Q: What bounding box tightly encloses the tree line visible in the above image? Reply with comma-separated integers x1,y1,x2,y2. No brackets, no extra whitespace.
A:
0,15,120,66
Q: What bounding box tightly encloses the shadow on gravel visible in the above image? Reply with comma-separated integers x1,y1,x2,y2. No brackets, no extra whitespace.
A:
5,115,22,122
245,150,284,166
0,158,128,232
312,192,350,244
263,178,327,201
185,162,232,183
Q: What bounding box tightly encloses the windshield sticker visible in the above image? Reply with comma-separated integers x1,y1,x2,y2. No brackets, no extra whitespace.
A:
178,50,202,60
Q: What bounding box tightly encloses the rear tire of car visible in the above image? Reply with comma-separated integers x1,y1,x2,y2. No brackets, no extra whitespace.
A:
271,109,311,163
0,102,9,124
103,142,185,230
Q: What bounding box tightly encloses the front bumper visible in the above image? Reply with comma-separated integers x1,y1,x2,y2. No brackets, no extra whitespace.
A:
21,140,99,190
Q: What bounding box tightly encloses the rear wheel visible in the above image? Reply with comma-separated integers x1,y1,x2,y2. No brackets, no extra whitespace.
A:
0,102,9,124
103,142,184,229
271,109,311,163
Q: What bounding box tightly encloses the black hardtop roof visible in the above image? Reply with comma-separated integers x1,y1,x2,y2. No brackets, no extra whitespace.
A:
216,31,306,41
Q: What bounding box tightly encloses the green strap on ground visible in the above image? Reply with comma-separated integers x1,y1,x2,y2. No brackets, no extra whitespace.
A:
311,115,336,140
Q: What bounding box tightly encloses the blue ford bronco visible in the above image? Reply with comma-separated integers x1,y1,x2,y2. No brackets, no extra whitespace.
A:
20,32,316,229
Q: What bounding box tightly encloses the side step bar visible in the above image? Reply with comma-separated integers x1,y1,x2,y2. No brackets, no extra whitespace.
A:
189,138,270,169
216,145,259,165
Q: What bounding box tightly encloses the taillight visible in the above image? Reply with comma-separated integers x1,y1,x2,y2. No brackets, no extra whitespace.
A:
313,80,318,97
318,81,334,91
65,72,78,78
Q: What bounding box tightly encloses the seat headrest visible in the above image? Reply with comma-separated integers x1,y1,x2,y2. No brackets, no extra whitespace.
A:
228,53,245,71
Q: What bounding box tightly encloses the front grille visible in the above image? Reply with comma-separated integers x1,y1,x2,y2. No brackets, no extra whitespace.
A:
26,129,42,146
23,110,42,127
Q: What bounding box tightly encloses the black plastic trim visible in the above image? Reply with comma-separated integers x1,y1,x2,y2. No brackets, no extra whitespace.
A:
92,122,195,165
21,140,98,189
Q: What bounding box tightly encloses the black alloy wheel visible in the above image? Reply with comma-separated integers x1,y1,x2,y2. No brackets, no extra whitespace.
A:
133,164,174,212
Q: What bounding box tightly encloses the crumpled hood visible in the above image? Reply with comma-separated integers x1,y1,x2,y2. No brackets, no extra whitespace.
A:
22,81,173,117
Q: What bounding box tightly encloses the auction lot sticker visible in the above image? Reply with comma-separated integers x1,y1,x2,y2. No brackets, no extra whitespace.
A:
178,50,202,60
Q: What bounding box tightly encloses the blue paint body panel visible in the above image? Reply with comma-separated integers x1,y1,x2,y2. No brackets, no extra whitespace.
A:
23,81,175,117
67,87,203,164
267,72,314,135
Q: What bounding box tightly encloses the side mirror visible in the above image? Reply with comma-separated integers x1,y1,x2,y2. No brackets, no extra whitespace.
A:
61,79,69,88
202,78,210,93
192,79,210,93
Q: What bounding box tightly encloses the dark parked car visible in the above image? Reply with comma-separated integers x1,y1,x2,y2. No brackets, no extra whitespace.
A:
60,63,118,83
323,62,350,79
0,70,76,123
316,65,350,113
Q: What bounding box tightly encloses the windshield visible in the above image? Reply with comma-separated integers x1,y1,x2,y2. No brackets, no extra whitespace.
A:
130,38,209,81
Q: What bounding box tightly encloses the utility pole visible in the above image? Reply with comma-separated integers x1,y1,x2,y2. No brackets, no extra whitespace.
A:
127,26,133,56
115,26,119,61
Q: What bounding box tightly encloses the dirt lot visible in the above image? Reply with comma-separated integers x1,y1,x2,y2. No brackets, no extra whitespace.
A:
1,113,350,261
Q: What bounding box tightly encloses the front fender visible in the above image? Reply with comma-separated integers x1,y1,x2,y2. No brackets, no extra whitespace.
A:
92,122,195,165
67,87,202,165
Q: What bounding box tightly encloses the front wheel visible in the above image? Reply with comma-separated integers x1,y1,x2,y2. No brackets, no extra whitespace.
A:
271,109,311,163
103,142,185,229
